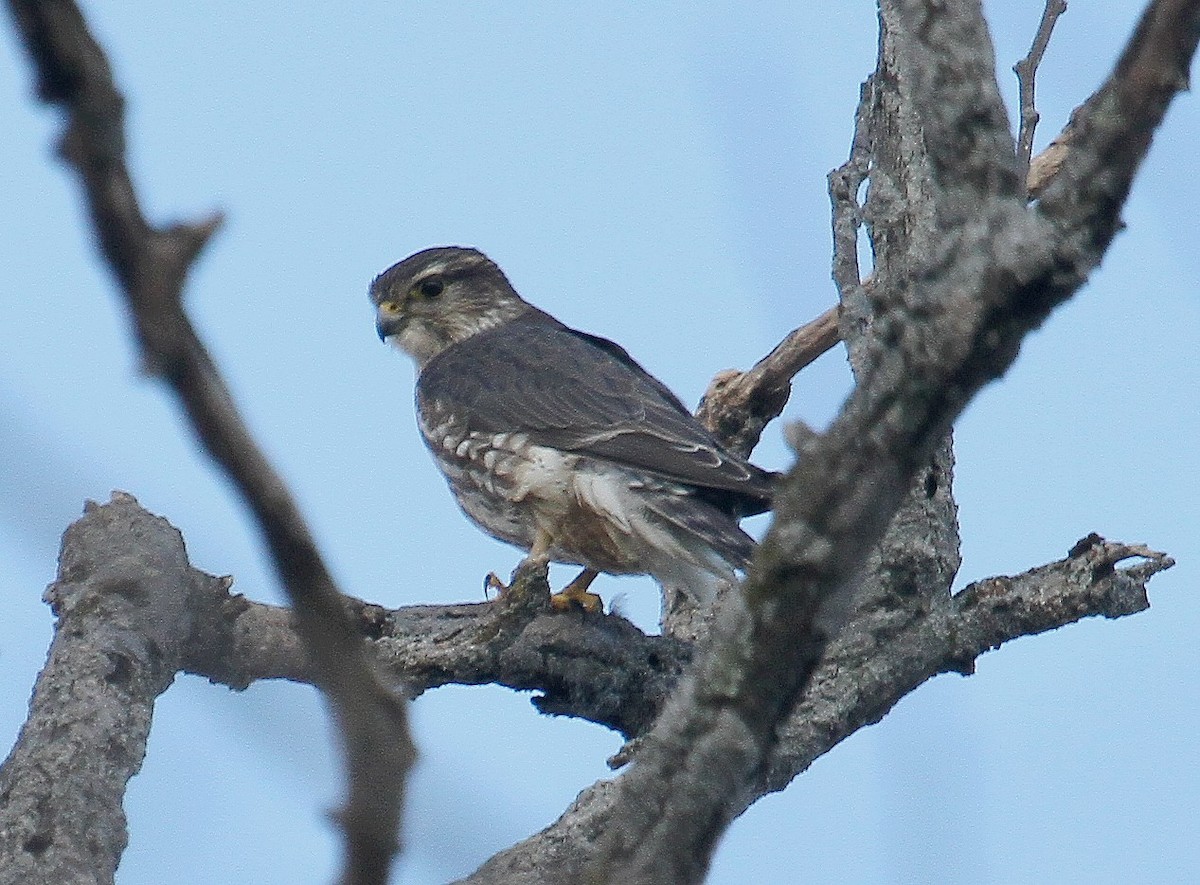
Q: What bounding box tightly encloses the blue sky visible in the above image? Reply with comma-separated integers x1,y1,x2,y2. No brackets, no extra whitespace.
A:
1,4,1196,883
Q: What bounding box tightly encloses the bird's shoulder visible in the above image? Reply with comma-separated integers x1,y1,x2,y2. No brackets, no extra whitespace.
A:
417,308,672,420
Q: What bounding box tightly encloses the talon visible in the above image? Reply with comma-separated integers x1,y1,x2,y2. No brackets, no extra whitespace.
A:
484,572,508,599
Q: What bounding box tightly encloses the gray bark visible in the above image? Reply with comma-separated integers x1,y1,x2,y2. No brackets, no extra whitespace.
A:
0,1,1191,883
0,495,221,885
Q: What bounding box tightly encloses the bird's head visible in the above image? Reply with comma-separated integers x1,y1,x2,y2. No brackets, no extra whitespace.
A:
370,246,529,366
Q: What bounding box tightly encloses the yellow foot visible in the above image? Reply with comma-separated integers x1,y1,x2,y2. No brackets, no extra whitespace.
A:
550,585,604,614
549,567,603,613
485,565,602,613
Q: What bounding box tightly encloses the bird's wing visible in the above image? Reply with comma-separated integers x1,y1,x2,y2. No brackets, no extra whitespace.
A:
417,311,773,510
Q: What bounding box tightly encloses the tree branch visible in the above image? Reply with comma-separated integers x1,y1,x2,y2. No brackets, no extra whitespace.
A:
184,580,692,740
4,2,412,882
0,495,223,883
695,307,840,458
25,497,1161,825
1014,0,1069,189
829,76,876,302
762,534,1167,791
578,1,1197,880
458,535,1170,884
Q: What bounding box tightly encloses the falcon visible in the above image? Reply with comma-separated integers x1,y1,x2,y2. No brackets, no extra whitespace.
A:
370,246,773,613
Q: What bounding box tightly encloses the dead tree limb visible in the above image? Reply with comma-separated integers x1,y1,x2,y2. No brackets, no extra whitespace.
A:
0,492,1163,885
4,2,413,882
0,495,223,884
460,1,1197,881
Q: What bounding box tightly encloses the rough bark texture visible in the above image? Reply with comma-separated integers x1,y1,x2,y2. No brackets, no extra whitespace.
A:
461,539,1166,885
0,497,1167,885
0,0,1192,883
458,0,1198,881
0,495,217,885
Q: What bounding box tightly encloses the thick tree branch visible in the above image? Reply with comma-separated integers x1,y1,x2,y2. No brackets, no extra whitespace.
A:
578,1,1197,881
29,497,1161,806
587,5,1017,879
4,2,413,882
459,535,1170,884
0,495,222,884
184,578,692,740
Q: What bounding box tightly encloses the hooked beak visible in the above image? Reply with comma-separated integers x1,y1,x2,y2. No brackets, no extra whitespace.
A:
376,313,404,342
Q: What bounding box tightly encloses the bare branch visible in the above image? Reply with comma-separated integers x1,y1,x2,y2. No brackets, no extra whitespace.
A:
1035,0,1199,236
1,499,1161,885
4,2,413,881
187,590,690,740
691,79,874,461
459,535,1171,884
1024,0,1198,201
1014,1,1069,189
829,76,876,300
0,495,223,883
695,307,840,458
763,534,1168,791
579,0,1198,879
182,559,690,740
135,497,1167,808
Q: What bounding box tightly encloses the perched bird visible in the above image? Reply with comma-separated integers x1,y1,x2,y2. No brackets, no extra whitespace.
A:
370,246,773,612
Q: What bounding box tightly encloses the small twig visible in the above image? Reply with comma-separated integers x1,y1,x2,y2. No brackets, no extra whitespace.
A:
5,2,413,882
1014,0,1069,192
829,75,876,298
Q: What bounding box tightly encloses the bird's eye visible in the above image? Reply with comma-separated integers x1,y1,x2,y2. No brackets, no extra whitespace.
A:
418,278,444,298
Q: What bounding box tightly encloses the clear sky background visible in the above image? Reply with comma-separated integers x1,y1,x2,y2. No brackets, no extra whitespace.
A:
1,3,1196,883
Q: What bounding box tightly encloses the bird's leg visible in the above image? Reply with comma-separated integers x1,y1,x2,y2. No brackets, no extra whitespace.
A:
528,530,553,564
550,567,602,614
484,533,601,613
